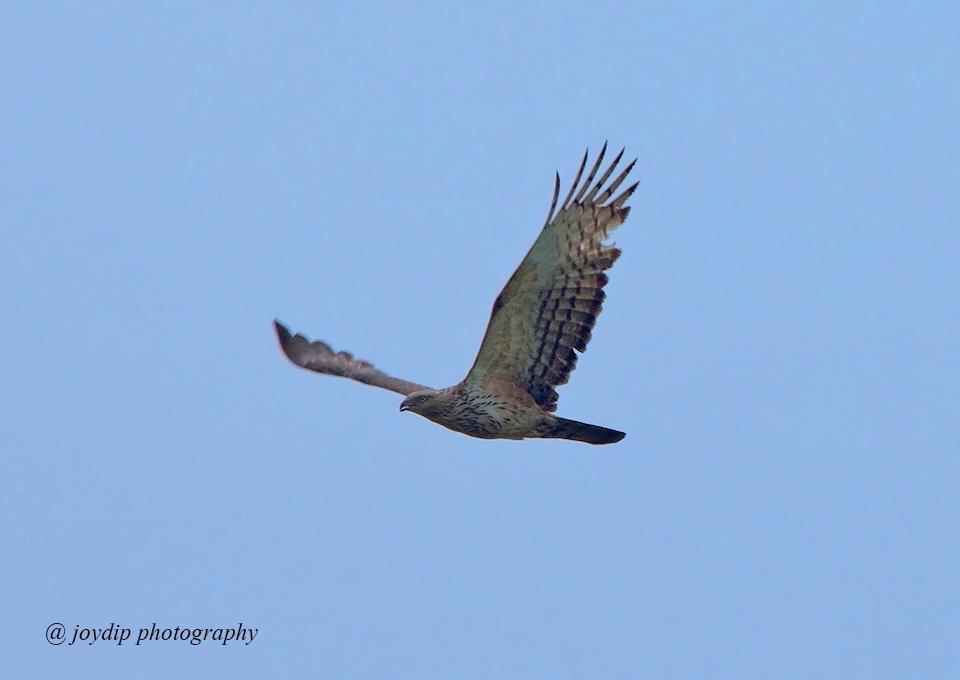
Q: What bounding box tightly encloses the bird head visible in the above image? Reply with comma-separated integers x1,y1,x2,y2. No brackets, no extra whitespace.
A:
399,390,439,415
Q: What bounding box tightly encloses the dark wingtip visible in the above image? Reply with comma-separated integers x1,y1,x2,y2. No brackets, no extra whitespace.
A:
273,319,292,345
273,320,299,368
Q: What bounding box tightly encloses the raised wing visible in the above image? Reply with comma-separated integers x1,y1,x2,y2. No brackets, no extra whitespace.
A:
274,320,430,396
464,143,637,412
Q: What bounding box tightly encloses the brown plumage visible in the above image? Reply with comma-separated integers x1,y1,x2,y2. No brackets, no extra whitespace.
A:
275,143,637,445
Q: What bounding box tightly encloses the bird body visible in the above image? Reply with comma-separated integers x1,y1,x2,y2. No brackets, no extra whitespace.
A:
396,379,625,445
400,382,546,440
275,143,637,445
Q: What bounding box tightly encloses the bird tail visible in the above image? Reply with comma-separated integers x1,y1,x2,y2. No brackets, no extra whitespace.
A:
545,417,625,445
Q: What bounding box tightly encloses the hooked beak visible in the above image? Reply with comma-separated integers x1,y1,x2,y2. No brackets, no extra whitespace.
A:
399,401,410,412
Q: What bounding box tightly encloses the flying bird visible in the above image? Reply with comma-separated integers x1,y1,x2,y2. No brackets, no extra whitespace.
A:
275,143,638,445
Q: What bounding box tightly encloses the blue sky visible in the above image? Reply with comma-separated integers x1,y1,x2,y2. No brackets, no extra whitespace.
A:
3,2,957,678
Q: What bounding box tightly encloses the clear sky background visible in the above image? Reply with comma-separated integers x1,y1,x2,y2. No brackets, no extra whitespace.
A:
3,3,957,678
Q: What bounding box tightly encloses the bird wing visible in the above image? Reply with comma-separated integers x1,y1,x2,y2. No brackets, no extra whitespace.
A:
274,320,431,396
463,143,637,412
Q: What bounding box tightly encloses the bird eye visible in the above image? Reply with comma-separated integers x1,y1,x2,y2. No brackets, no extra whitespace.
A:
418,395,428,403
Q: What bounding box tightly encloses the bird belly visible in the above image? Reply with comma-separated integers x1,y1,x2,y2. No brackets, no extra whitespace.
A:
429,395,543,440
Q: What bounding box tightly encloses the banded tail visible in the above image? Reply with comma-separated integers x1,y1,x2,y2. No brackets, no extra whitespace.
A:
546,417,625,445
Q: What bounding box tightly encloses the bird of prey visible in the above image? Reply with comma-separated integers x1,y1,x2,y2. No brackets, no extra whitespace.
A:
274,143,637,444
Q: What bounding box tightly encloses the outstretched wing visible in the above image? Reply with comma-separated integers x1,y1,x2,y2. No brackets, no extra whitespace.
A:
464,143,637,412
274,320,430,396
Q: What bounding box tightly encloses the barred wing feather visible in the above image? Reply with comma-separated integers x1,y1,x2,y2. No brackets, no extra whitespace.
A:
464,144,638,412
274,320,430,396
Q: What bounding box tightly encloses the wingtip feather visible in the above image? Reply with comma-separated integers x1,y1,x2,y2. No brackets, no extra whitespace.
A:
274,319,292,344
